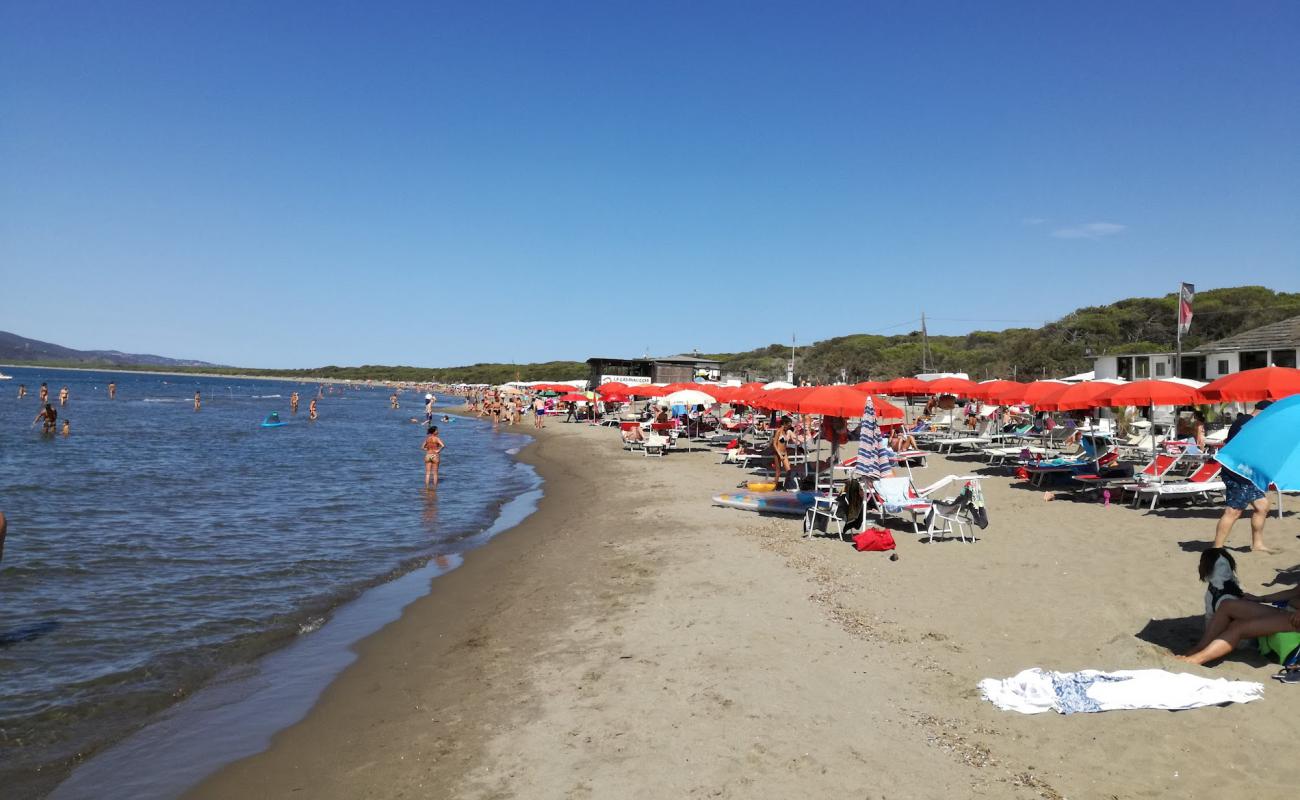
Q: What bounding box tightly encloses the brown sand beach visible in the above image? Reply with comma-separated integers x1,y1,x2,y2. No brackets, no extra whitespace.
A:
188,421,1298,800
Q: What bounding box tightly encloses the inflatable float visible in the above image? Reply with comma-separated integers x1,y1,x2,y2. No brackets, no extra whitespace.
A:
261,413,287,428
712,490,816,516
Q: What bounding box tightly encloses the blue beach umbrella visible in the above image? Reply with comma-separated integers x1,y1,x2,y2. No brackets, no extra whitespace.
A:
854,397,893,481
1216,394,1300,491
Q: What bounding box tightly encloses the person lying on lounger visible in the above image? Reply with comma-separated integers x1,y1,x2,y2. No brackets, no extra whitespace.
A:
1176,585,1300,666
889,429,917,452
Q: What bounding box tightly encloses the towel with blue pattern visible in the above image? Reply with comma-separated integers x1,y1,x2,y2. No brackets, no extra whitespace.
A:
979,667,1263,714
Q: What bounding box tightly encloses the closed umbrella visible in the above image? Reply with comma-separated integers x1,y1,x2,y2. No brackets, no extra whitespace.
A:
854,397,893,481
1216,394,1300,491
1200,367,1300,402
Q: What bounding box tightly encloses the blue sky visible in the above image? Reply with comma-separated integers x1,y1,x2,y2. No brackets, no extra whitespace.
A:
3,2,1297,368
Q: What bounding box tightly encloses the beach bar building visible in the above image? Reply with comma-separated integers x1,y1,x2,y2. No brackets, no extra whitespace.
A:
586,354,722,387
1091,315,1300,382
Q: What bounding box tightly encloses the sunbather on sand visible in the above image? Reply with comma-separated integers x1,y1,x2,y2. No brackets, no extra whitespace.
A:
1176,586,1300,666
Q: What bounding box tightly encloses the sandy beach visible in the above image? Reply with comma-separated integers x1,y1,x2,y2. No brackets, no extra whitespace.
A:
187,420,1298,800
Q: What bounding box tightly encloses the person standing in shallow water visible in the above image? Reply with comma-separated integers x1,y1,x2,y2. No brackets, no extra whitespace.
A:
59,386,69,406
62,419,70,437
194,390,201,412
39,383,48,404
290,391,299,414
108,381,116,399
33,403,57,434
17,384,26,399
422,425,445,488
308,398,318,421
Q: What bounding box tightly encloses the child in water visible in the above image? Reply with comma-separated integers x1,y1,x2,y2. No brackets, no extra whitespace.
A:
62,419,70,437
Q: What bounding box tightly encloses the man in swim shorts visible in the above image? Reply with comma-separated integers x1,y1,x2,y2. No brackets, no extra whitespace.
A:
1213,401,1273,553
33,403,58,434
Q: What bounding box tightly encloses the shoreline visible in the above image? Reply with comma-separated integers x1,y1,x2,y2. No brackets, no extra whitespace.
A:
138,422,1299,797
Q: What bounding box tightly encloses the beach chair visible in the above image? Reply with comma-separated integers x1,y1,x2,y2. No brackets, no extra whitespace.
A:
620,422,645,451
642,434,669,457
803,479,865,541
1131,460,1224,510
866,477,938,538
1103,453,1184,503
933,419,999,454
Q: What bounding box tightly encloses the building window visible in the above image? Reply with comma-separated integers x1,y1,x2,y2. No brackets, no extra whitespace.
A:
1217,359,1230,375
1155,362,1166,377
1135,358,1150,379
1117,357,1133,381
1240,351,1269,370
1272,349,1297,369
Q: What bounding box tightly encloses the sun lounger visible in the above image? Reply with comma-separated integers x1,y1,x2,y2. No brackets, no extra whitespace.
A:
642,434,669,457
1130,460,1223,510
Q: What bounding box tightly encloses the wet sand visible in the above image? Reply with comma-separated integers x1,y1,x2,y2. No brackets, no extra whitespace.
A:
188,420,1300,799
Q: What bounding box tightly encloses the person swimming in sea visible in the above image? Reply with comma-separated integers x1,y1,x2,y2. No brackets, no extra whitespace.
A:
61,419,70,437
441,414,451,423
17,383,27,399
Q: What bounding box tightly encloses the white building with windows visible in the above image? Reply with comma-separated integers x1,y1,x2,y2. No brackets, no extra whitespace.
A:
1091,315,1300,381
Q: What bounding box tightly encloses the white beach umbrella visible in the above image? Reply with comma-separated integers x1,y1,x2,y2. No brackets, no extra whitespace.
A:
762,380,795,390
663,389,718,407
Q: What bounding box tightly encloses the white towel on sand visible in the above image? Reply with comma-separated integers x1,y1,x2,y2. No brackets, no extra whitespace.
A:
979,668,1264,715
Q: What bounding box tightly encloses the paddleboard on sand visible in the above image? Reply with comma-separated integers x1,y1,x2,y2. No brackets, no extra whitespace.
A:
712,491,816,516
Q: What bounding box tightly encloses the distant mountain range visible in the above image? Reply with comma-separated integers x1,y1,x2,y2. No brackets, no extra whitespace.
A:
0,331,217,368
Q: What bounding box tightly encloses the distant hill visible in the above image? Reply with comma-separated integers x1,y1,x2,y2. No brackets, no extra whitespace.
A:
5,285,1296,384
0,331,217,368
706,285,1300,382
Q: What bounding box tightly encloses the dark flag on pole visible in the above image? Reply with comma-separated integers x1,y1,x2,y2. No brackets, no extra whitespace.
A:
1178,283,1195,336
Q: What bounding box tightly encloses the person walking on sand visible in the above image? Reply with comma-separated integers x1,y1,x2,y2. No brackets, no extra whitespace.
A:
1213,400,1274,553
290,391,299,414
309,398,318,421
533,396,545,429
108,381,116,399
194,390,201,412
59,386,69,406
422,425,445,488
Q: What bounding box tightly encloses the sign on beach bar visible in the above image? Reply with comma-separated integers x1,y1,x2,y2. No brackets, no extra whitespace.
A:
600,374,652,385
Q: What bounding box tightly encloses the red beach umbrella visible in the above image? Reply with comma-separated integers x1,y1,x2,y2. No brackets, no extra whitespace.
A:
535,383,579,392
968,380,1026,403
1199,367,1300,403
629,385,669,397
853,380,888,393
924,377,979,396
753,386,817,411
794,386,904,419
596,381,631,394
558,393,588,402
1038,380,1126,412
1097,380,1205,408
1020,380,1069,407
881,377,929,396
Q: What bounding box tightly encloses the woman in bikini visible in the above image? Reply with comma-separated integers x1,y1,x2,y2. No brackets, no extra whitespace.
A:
1177,585,1300,666
422,426,445,488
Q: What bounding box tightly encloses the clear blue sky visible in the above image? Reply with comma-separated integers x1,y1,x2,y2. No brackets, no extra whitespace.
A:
3,2,1297,368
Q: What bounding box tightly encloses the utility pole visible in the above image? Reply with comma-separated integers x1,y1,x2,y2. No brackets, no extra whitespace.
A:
920,312,930,374
787,334,796,384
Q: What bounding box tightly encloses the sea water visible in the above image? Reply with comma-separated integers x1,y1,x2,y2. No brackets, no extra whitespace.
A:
0,367,536,798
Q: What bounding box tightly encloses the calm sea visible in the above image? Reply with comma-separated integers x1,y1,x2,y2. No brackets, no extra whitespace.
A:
0,366,536,798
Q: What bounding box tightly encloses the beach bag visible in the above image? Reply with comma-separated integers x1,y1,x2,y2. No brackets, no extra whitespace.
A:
853,527,896,552
1015,466,1030,481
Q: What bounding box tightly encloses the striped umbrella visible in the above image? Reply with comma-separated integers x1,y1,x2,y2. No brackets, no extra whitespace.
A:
854,397,893,481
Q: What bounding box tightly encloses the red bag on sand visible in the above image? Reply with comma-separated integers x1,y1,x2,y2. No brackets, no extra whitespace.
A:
853,527,896,552
1015,466,1030,481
